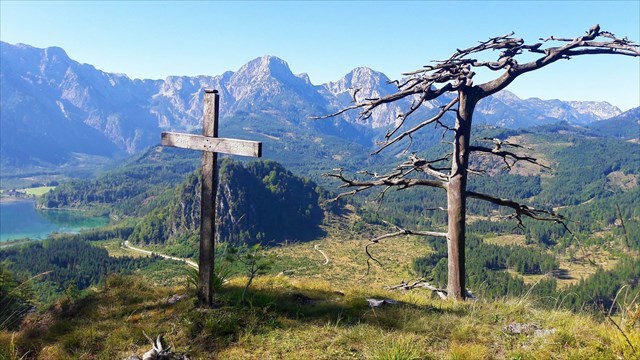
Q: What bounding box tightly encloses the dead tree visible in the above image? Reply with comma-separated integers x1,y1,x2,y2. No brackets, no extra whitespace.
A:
318,25,639,300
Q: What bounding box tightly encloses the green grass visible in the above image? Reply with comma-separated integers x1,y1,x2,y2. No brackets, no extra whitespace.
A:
18,186,56,196
2,274,637,359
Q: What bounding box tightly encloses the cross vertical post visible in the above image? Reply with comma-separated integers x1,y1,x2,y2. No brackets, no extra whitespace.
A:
199,89,219,307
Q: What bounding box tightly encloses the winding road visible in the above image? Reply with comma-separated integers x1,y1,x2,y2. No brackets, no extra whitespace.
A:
122,241,198,269
122,241,328,273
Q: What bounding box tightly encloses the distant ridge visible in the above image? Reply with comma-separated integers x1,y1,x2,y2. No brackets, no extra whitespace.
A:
0,41,629,168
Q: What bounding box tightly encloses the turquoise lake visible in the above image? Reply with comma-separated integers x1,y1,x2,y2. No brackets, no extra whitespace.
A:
0,200,109,242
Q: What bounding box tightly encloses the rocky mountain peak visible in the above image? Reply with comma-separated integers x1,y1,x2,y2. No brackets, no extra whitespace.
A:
567,100,621,120
226,55,322,109
228,55,300,100
296,73,312,85
321,67,408,129
492,90,521,103
232,55,294,81
42,46,69,62
324,67,396,99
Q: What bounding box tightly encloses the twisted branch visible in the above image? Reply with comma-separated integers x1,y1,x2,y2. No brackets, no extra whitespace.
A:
480,24,640,96
470,149,548,171
364,220,447,276
324,162,447,202
372,97,459,155
467,190,569,230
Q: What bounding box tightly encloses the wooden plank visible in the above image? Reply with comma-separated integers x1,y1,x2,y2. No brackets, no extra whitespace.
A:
161,132,262,157
198,90,218,307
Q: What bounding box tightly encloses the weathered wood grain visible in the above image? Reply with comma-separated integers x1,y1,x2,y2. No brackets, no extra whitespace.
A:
198,90,218,307
161,132,262,158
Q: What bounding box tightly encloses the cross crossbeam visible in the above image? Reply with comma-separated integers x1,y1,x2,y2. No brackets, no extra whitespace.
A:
161,132,262,157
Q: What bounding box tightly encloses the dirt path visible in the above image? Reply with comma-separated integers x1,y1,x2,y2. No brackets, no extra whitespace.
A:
314,244,329,265
122,241,198,269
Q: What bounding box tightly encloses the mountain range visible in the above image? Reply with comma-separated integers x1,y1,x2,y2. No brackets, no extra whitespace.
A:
1,41,636,169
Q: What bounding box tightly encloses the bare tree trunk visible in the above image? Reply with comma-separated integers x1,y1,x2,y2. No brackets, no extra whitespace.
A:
446,90,476,300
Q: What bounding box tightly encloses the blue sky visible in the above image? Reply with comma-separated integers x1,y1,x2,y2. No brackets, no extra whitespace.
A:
1,1,639,110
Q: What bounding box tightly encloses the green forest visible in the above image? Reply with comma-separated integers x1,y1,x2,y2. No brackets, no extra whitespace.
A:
128,159,326,257
0,237,161,311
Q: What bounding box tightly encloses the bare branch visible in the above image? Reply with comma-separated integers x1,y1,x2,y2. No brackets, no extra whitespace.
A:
480,137,533,151
363,221,447,277
386,279,448,299
425,206,448,211
479,24,640,96
371,219,447,242
352,88,361,103
470,145,549,170
386,279,476,300
364,241,383,276
372,97,459,155
384,92,429,141
467,190,568,229
323,163,448,202
467,168,486,176
402,153,450,181
371,228,448,242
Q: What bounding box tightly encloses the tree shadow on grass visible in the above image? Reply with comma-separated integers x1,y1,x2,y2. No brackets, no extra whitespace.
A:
185,282,468,352
552,268,574,280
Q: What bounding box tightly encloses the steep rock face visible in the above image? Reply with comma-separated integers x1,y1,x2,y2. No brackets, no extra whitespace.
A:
1,42,160,163
149,73,234,130
566,101,621,123
322,67,406,128
226,55,328,120
1,44,121,165
128,160,324,247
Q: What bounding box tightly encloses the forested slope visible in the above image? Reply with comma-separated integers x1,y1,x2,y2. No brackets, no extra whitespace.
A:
129,159,325,254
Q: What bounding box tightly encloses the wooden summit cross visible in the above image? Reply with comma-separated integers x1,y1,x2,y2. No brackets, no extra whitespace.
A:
161,89,262,306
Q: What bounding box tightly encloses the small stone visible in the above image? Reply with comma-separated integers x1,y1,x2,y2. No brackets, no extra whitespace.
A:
167,294,187,304
366,298,398,308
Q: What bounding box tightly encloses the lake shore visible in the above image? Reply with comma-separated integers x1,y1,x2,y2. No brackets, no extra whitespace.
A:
0,195,36,204
0,238,33,248
1,199,110,243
